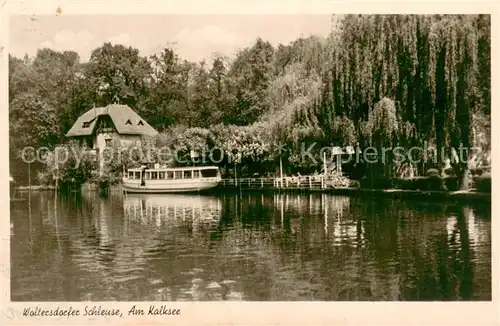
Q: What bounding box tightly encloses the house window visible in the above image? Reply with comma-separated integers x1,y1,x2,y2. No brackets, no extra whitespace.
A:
105,139,112,147
82,117,96,128
159,171,165,179
97,116,115,134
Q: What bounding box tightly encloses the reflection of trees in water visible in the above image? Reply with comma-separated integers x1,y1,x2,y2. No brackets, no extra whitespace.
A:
271,194,360,248
442,206,490,300
11,192,64,300
349,198,490,300
210,193,360,300
213,194,490,300
11,191,112,300
70,190,126,299
11,190,491,301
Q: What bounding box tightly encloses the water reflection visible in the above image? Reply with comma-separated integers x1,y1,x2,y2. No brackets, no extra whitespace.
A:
123,194,222,224
10,191,491,301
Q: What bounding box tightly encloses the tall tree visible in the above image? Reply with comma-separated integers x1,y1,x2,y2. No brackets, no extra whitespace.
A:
87,43,152,108
226,38,275,125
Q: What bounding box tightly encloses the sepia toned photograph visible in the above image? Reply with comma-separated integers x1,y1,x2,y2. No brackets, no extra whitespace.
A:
8,12,491,306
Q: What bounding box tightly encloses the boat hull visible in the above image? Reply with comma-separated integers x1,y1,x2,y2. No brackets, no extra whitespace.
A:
122,178,220,194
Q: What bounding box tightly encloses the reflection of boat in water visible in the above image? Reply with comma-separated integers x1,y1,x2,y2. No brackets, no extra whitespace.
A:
122,166,221,193
123,194,222,222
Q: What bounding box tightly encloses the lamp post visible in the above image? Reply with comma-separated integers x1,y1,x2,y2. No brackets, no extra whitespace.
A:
279,155,283,188
323,151,327,189
28,161,31,216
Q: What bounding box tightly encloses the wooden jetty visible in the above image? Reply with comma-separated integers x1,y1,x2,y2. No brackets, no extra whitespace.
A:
219,175,330,191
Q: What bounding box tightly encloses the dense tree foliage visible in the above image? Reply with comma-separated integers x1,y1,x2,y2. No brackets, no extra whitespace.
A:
10,15,490,190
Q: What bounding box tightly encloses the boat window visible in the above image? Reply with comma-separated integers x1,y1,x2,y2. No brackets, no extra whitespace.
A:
145,172,151,180
184,170,192,179
135,172,141,179
167,171,174,179
201,168,218,178
159,171,165,179
193,170,200,178
174,171,183,179
151,172,158,180
128,171,134,179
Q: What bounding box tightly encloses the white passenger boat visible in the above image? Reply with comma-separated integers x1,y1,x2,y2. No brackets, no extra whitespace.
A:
122,165,222,193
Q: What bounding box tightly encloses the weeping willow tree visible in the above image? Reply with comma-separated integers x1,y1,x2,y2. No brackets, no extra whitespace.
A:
330,115,357,147
234,14,490,182
362,98,399,177
260,59,325,172
251,14,489,181
443,16,484,189
306,14,489,185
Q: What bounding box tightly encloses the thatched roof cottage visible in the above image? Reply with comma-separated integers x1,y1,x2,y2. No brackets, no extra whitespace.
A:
66,104,158,151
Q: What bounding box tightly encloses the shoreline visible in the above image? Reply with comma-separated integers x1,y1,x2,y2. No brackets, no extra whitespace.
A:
15,185,56,191
214,186,491,203
14,184,490,204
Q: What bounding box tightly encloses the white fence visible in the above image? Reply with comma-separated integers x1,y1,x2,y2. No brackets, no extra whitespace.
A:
220,175,336,190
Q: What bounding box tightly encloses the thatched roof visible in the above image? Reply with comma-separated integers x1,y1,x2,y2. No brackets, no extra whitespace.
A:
66,104,158,137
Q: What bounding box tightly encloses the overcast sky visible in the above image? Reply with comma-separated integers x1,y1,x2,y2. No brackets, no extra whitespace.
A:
10,15,334,63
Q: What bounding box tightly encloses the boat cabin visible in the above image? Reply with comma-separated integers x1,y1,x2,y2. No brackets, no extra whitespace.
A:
126,166,219,180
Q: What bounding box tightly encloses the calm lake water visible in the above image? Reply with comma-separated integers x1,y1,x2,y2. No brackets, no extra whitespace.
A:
10,190,491,301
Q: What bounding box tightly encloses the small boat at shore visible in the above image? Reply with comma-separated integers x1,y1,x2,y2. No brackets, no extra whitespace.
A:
122,165,221,193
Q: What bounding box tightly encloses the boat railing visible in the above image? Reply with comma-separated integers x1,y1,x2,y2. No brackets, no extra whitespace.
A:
123,174,221,181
